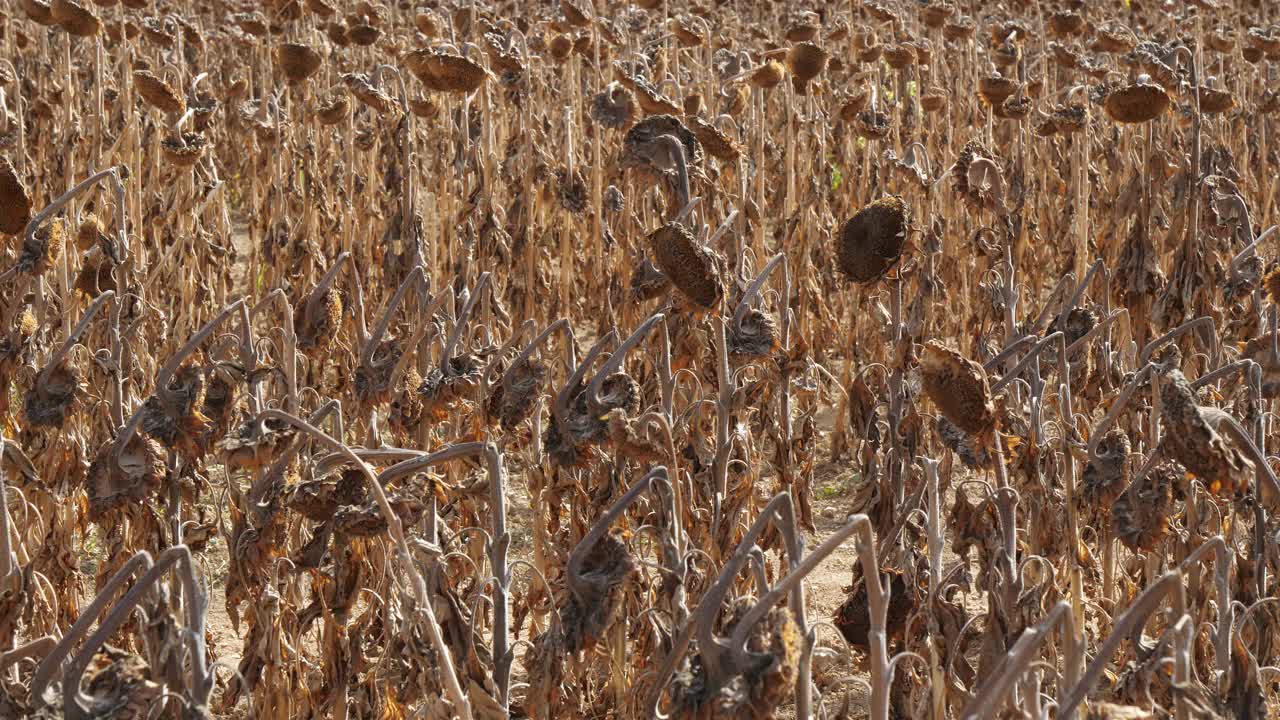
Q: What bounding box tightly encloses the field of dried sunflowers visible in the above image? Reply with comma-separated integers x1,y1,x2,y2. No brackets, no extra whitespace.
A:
2,0,1280,717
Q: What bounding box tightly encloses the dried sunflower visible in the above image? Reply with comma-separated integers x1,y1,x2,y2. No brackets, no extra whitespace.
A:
786,42,828,95
74,244,116,296
728,309,778,359
1158,368,1253,497
141,363,211,462
669,602,801,720
621,114,704,195
277,43,323,84
836,196,909,284
294,286,343,352
559,532,635,653
51,0,101,36
630,256,671,302
1079,430,1131,526
346,24,380,46
836,566,913,650
979,74,1019,107
85,434,166,519
921,341,996,443
343,73,392,113
160,133,208,167
1105,78,1170,124
18,218,65,275
334,491,424,537
219,417,297,472
405,49,489,94
649,222,724,309
132,70,185,114
24,359,80,429
485,358,547,431
590,82,636,130
288,468,366,522
545,372,640,467
936,415,991,469
417,355,483,419
1113,460,1178,552
687,116,740,162
748,60,785,90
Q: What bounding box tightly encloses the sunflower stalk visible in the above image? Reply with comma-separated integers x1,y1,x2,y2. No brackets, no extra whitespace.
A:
441,272,491,369
919,456,947,720
371,441,512,709
958,600,1081,720
0,434,14,581
259,409,475,720
31,551,159,700
59,546,212,719
710,319,733,543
